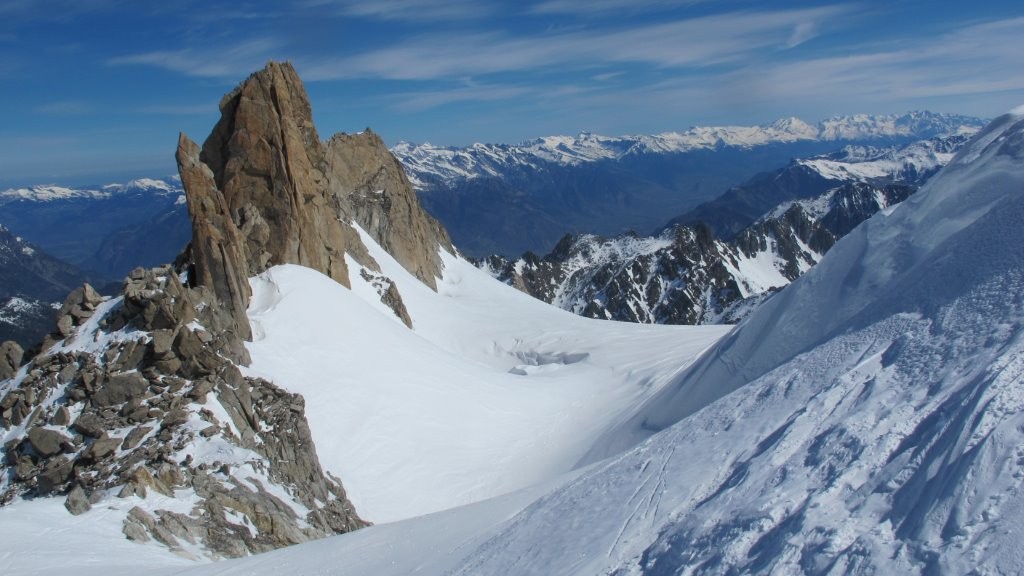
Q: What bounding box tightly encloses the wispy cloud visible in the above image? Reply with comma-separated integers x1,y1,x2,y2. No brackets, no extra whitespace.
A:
740,17,1024,104
107,38,282,79
528,0,709,17
393,83,535,112
541,16,1024,127
138,103,214,115
302,0,495,22
33,100,93,115
300,6,850,81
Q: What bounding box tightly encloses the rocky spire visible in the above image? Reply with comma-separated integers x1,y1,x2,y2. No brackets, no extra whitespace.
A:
176,61,452,332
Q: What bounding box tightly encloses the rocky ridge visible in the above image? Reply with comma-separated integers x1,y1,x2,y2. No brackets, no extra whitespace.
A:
0,61,452,558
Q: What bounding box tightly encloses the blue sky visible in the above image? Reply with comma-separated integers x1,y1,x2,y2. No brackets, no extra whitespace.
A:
1,0,1023,187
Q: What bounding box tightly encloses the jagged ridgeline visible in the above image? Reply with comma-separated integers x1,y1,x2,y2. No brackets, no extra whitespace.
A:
0,61,452,558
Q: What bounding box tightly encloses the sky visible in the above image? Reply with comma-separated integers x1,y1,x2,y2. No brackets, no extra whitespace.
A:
1,0,1023,187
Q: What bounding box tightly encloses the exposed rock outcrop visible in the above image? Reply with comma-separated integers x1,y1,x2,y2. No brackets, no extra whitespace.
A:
0,266,366,556
327,130,453,289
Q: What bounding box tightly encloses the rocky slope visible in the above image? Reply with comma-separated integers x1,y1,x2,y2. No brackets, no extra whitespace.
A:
482,133,970,325
394,113,984,256
0,61,452,559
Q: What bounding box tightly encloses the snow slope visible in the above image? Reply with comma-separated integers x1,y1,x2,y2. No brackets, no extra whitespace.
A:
165,109,1024,575
243,226,728,524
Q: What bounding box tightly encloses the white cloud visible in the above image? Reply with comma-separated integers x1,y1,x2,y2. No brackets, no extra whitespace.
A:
300,6,850,80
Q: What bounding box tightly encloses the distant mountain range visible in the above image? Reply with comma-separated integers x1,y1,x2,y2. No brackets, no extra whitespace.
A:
393,111,985,256
482,131,973,325
0,177,189,280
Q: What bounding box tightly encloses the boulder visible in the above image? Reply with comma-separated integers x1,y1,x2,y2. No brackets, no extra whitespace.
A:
27,427,67,457
37,457,73,492
91,372,149,407
71,413,106,438
0,341,23,380
64,485,91,515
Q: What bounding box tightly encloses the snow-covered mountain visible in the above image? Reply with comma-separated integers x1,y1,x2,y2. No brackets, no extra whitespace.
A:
483,132,971,326
393,111,984,257
129,106,1023,576
395,112,977,184
0,176,188,279
667,131,976,238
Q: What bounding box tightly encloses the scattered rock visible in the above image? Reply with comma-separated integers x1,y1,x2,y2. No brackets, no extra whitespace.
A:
84,437,121,461
51,406,70,426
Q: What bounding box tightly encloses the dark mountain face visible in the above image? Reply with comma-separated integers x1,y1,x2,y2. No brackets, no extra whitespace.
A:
417,142,870,258
485,183,914,326
0,226,92,348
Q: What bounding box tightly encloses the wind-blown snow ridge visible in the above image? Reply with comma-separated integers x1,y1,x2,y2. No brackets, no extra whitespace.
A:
393,111,984,189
